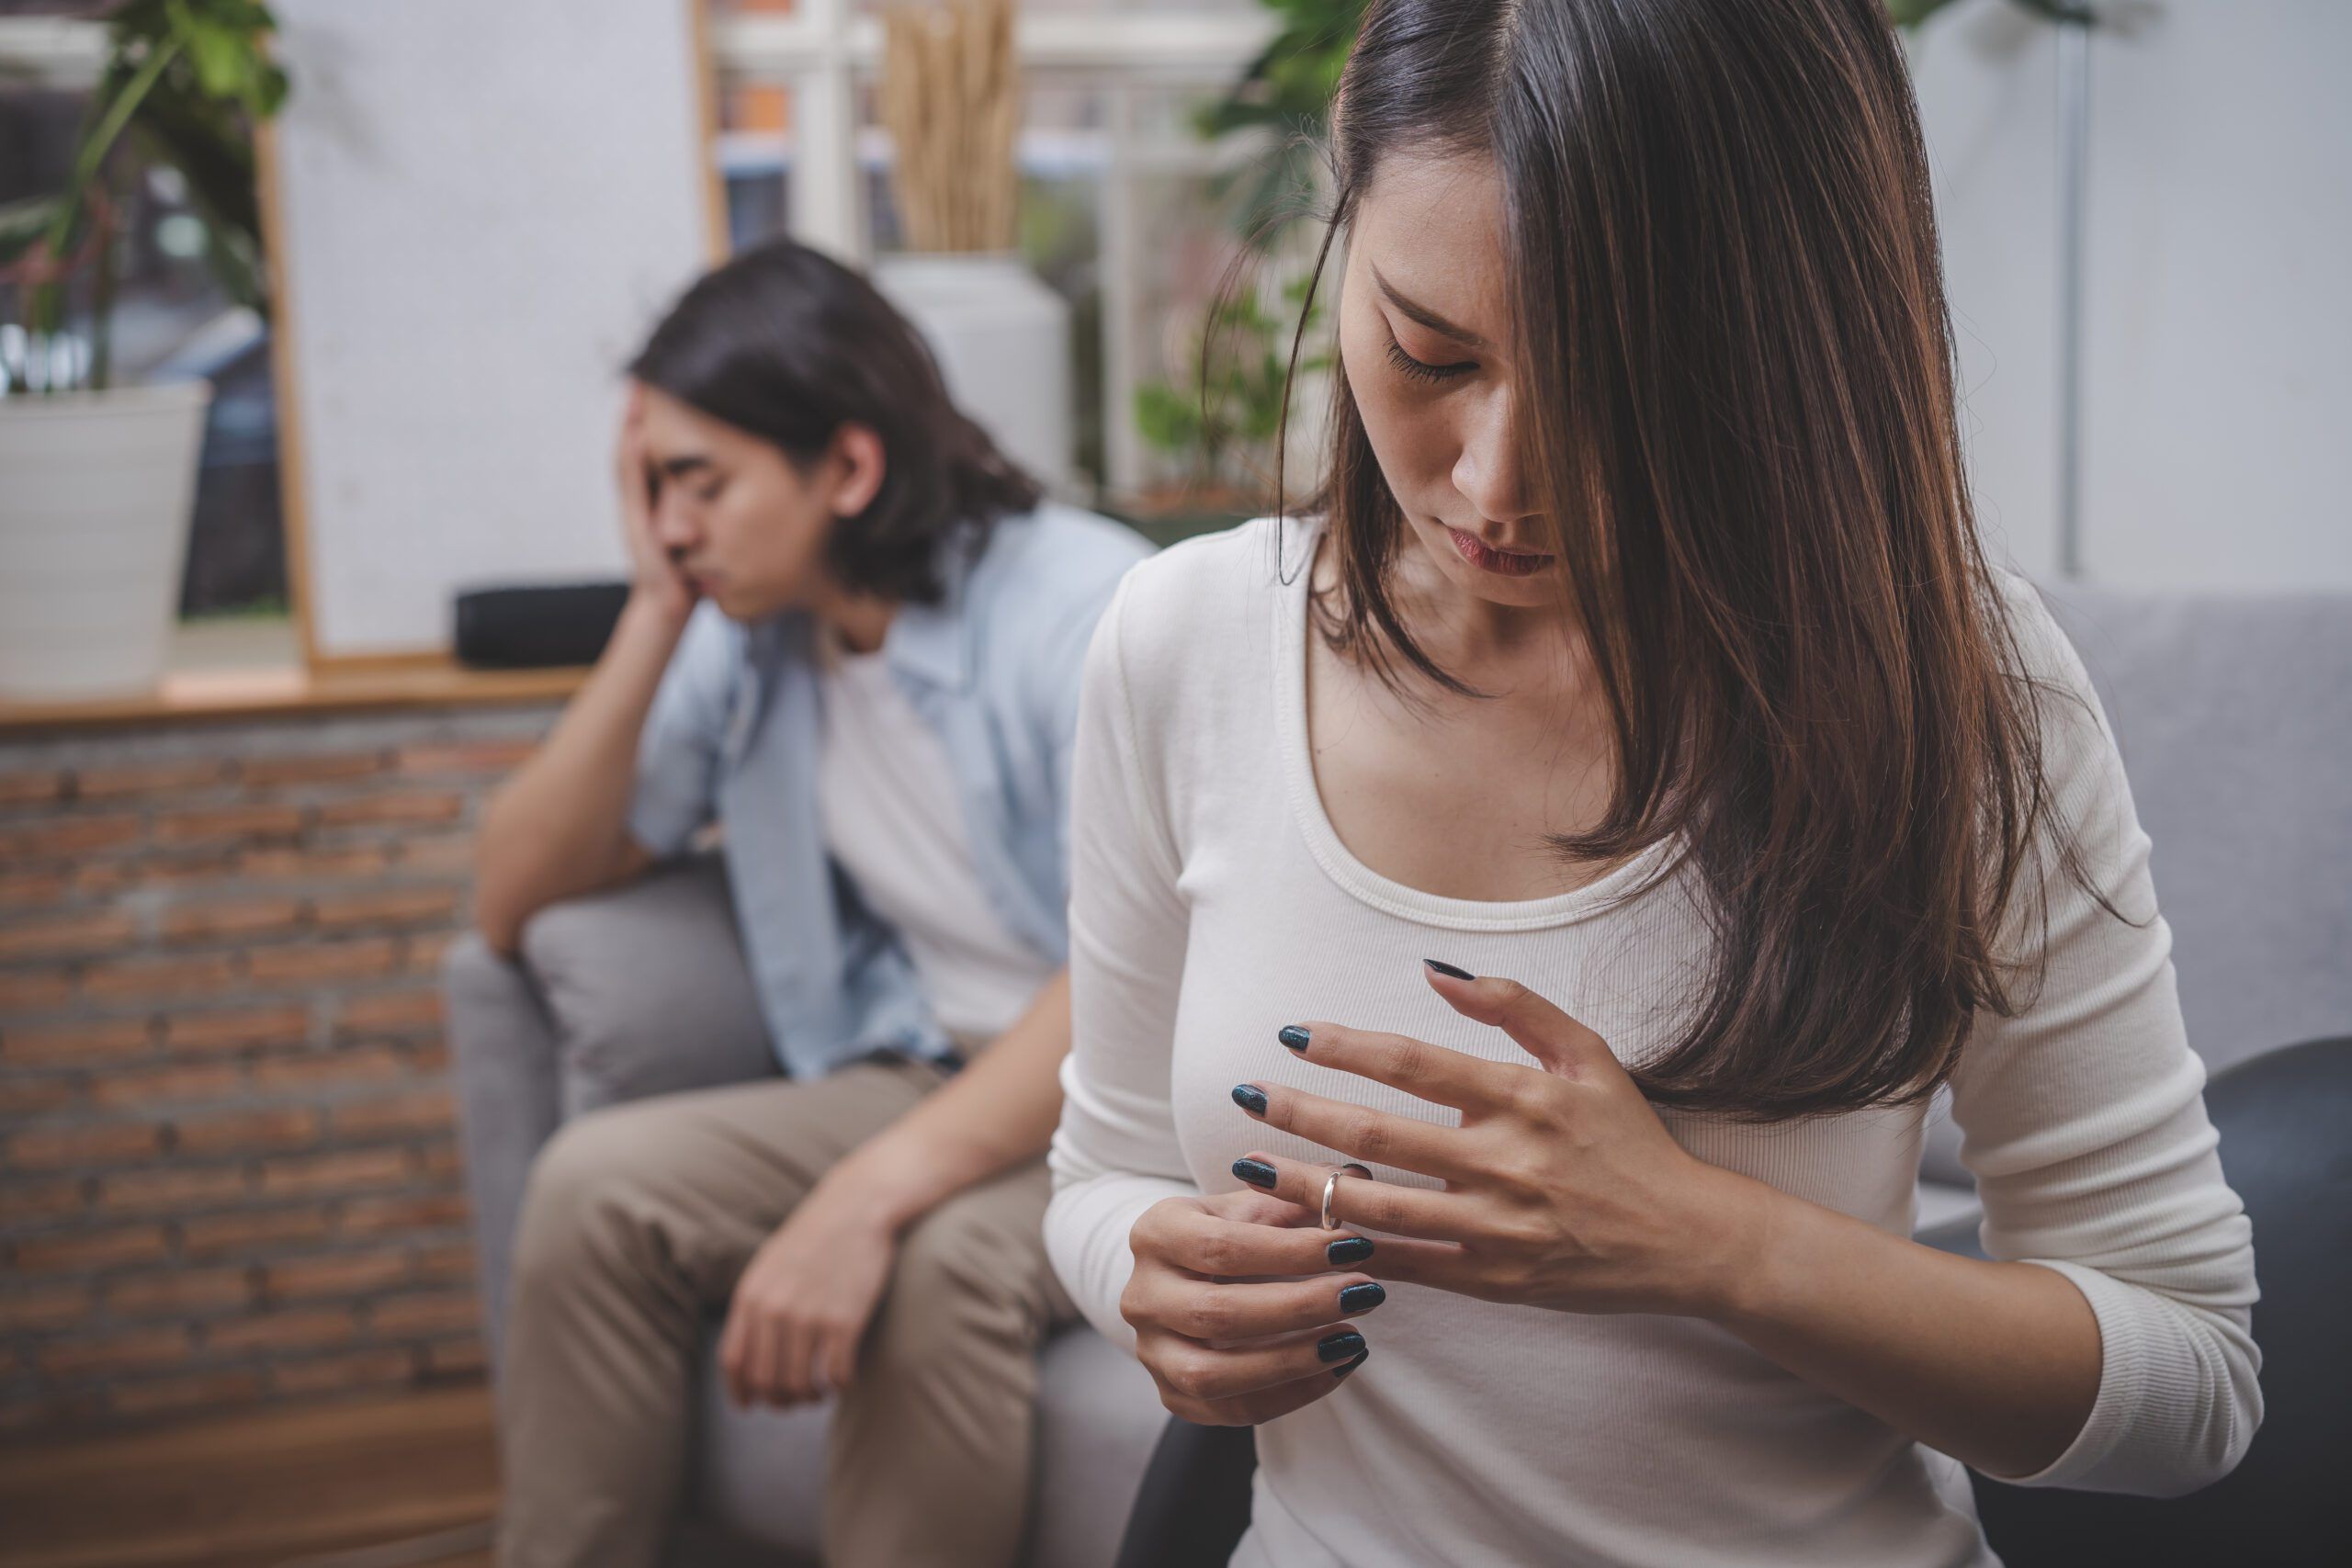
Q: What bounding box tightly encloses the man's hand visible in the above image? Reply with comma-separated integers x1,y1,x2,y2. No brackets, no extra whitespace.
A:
616,384,697,623
718,1179,900,1407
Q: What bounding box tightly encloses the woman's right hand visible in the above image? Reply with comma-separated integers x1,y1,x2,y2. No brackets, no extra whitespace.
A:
1122,1181,1385,1426
616,386,696,621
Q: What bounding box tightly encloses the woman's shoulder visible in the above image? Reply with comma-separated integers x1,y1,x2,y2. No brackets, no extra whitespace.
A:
1106,512,1308,659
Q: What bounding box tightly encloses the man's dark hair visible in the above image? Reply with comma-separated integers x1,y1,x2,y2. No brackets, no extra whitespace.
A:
628,237,1044,604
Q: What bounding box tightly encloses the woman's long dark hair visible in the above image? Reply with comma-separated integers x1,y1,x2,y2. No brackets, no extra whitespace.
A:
628,238,1042,604
1267,0,2132,1120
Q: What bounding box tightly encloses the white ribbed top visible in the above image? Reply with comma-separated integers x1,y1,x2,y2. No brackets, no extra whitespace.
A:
1045,516,2261,1568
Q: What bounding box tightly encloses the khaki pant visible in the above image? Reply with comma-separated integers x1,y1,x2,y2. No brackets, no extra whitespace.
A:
496,1052,1079,1568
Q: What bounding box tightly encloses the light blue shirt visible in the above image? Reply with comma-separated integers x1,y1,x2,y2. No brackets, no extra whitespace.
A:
625,502,1152,1081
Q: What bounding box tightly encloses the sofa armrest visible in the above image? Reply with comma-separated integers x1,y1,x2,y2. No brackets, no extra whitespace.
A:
519,851,778,1113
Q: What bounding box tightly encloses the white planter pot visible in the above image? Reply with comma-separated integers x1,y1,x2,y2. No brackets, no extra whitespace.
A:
872,251,1075,499
0,379,212,701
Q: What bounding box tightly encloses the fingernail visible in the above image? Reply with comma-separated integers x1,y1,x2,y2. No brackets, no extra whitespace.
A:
1317,1330,1366,1363
1230,1083,1268,1114
1231,1157,1278,1189
1423,959,1476,980
1333,1348,1371,1380
1278,1024,1311,1052
1326,1235,1374,1266
1339,1281,1385,1314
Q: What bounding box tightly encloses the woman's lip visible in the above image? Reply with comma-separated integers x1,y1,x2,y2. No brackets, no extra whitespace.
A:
1444,525,1553,575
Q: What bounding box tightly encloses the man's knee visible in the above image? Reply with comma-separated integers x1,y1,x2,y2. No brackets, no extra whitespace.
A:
511,1107,654,1290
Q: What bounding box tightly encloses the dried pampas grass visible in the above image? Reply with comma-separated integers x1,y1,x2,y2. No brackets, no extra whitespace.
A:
878,0,1021,253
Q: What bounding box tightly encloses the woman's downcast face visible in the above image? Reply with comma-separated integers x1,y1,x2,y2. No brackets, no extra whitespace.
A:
634,385,884,623
1338,151,1557,611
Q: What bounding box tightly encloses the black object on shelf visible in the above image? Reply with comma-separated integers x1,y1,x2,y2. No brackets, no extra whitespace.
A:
453,581,631,669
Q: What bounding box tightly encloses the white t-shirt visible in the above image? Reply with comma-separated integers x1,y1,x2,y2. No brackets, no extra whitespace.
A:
815,627,1059,1050
1045,515,2260,1568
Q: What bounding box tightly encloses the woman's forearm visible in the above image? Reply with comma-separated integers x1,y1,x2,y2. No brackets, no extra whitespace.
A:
473,590,690,953
1709,1175,2103,1479
826,969,1073,1235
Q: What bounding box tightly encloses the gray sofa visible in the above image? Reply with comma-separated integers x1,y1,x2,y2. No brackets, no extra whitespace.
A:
1915,581,2352,1230
447,580,2349,1564
444,861,1169,1568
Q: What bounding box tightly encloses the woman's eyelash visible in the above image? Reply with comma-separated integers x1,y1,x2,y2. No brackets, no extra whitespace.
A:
1385,337,1474,384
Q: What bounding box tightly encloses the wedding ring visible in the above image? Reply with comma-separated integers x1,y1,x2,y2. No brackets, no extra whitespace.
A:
1320,1168,1345,1230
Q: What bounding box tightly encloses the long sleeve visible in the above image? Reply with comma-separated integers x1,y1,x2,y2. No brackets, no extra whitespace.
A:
623,600,741,857
1044,571,1200,1356
1946,574,2263,1495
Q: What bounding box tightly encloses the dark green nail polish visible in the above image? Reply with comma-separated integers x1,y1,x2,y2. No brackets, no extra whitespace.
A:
1333,1348,1370,1380
1424,959,1475,980
1278,1024,1311,1052
1230,1084,1268,1114
1317,1330,1366,1363
1340,1281,1385,1314
1326,1235,1374,1266
1231,1157,1278,1189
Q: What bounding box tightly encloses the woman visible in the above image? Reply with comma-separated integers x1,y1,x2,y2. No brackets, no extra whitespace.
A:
1043,4,2259,1564
461,238,1148,1568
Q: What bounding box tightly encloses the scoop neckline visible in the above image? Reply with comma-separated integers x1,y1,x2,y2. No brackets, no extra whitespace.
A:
1268,513,1682,932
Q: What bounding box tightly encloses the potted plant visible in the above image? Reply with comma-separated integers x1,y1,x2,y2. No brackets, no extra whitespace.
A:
0,0,288,700
869,0,1076,500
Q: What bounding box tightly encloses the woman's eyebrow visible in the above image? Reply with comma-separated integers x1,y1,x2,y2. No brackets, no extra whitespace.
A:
659,455,713,479
1370,263,1489,350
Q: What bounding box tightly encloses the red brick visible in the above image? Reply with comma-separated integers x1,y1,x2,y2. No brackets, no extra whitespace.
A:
105,1266,254,1317
91,1060,244,1110
8,1121,162,1169
0,867,73,905
165,1006,311,1055
73,759,230,800
340,1192,469,1236
95,1164,249,1213
415,1242,476,1283
0,908,137,958
2,1015,153,1064
270,1347,416,1395
0,1175,86,1224
258,1146,413,1198
395,739,537,777
312,887,461,932
333,1088,456,1141
40,1324,189,1379
203,1306,358,1355
408,1040,450,1074
75,852,236,895
175,1105,319,1157
424,1337,488,1380
0,1075,80,1114
12,1223,170,1272
247,1043,406,1094
334,988,444,1039
417,1140,465,1180
246,937,401,987
404,932,456,975
180,1205,333,1258
0,969,73,1010
369,1291,479,1337
109,1368,264,1417
238,842,393,881
266,1249,412,1301
153,803,306,846
316,791,464,829
81,951,238,1000
0,814,142,860
0,1281,91,1332
396,834,477,875
162,897,309,944
239,751,386,787
0,769,67,807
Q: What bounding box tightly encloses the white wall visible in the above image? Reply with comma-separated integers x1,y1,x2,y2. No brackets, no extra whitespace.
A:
1909,0,2352,590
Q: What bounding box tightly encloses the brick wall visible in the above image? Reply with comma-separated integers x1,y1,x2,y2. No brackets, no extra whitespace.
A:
0,703,557,1435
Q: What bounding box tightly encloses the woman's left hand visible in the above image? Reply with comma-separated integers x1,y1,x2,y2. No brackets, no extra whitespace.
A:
1230,963,1771,1320
718,1178,899,1408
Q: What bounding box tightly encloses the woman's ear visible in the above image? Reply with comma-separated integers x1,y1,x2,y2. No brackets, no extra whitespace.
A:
825,421,888,519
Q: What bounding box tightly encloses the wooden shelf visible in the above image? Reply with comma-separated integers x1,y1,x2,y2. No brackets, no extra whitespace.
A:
0,655,587,736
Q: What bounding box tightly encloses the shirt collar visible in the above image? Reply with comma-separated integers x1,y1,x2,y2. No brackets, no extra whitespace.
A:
879,531,985,693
